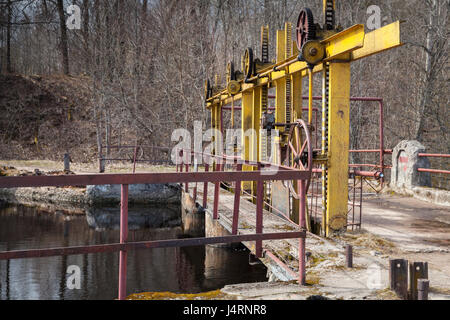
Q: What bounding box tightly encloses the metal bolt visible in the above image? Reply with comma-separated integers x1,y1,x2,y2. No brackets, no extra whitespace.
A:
309,47,318,56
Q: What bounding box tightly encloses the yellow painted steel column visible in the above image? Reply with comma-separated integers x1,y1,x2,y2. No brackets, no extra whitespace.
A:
252,87,262,163
241,91,253,191
251,87,262,199
210,105,216,156
326,61,350,236
211,104,221,158
308,69,314,124
216,104,222,157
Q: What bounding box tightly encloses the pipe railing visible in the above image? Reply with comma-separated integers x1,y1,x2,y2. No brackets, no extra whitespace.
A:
175,148,309,284
0,150,310,299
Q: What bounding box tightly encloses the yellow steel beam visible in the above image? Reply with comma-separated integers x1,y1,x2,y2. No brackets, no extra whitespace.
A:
321,24,364,61
206,22,403,108
351,21,403,60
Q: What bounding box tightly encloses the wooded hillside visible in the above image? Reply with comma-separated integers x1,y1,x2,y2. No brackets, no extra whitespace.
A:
0,1,448,166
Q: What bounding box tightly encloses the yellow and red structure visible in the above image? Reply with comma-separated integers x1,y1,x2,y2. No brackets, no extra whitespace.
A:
205,1,403,237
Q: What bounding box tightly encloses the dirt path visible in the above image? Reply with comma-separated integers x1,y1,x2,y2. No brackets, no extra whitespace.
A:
362,194,450,252
360,194,450,295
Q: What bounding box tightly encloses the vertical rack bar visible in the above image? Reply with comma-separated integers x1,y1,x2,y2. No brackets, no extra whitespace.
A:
308,68,314,124
118,184,128,300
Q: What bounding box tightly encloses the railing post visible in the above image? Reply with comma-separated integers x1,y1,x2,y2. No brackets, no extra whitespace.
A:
118,184,129,300
203,163,209,208
193,158,198,202
193,183,197,203
298,179,306,285
213,162,221,220
185,163,189,192
232,163,243,235
255,164,263,258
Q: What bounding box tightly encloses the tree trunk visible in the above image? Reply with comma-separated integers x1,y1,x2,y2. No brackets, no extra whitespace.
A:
414,0,437,141
57,0,70,75
6,0,12,73
82,0,90,70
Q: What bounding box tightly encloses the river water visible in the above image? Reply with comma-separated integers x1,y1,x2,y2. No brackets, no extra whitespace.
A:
0,204,267,300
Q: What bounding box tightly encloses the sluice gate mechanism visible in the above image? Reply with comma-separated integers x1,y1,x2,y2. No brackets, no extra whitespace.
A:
205,0,403,237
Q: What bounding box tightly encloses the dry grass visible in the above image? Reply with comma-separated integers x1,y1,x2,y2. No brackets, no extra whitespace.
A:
0,160,176,175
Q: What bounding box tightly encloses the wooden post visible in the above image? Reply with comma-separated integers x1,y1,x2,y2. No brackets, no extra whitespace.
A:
345,245,353,268
63,153,70,172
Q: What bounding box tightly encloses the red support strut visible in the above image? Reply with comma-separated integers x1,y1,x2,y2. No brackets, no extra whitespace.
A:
118,184,129,300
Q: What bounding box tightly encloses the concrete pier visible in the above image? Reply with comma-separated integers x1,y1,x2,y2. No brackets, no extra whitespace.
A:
181,185,304,282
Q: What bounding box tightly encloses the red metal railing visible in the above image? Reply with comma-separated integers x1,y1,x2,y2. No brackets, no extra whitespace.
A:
176,148,310,283
99,145,171,173
0,151,310,299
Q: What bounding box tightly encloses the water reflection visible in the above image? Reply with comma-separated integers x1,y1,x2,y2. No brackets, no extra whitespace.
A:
0,204,267,300
86,205,181,231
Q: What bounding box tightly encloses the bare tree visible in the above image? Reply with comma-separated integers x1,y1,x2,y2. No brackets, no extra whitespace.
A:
55,0,69,75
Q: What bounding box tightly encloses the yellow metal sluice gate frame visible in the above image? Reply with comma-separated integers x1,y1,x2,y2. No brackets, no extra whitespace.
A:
205,1,403,237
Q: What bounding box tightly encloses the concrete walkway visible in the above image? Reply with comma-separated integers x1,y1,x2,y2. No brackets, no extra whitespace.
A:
189,184,450,300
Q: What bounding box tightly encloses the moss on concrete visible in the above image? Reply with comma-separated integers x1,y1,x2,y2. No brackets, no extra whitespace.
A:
126,289,232,300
